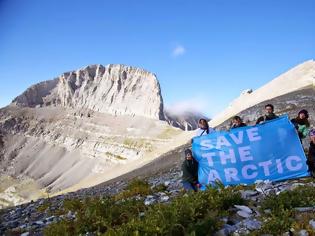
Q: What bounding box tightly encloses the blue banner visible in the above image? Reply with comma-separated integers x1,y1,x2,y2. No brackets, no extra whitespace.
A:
192,116,309,186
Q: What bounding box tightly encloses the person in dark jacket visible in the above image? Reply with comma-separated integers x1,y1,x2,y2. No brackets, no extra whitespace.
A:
182,149,199,191
291,109,310,142
230,116,247,130
256,104,279,125
307,129,315,177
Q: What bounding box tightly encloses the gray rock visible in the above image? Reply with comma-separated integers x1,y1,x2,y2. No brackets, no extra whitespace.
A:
214,228,228,236
298,229,309,236
34,220,44,226
240,190,258,199
242,219,262,230
234,205,252,214
295,207,314,212
236,210,251,218
144,195,156,206
160,195,170,202
8,220,19,228
309,219,315,229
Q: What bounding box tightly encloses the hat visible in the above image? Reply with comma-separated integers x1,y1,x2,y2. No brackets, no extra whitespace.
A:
310,128,315,137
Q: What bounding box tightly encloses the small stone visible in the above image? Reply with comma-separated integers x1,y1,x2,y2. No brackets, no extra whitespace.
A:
309,219,315,229
160,195,170,202
214,228,227,236
35,220,44,225
144,196,156,206
164,181,170,187
223,224,238,234
298,229,309,236
237,210,251,218
295,207,314,212
139,212,145,217
240,190,258,199
21,232,30,236
242,219,262,230
234,205,252,214
67,210,73,218
8,220,19,228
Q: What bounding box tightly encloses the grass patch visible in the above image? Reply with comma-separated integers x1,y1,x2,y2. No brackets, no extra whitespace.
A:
37,201,52,213
44,185,244,236
157,127,181,139
114,179,152,201
152,183,168,193
105,152,127,160
123,138,153,151
252,185,315,235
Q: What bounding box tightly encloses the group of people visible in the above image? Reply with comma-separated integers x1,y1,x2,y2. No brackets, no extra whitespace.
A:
182,104,315,191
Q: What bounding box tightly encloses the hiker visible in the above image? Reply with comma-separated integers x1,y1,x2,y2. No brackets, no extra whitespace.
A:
182,149,199,191
291,109,310,142
196,118,215,136
307,129,315,177
256,104,279,125
230,116,247,130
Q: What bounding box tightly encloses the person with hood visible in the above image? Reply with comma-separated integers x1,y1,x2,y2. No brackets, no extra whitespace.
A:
182,149,199,191
195,118,215,136
307,129,315,177
256,104,279,125
230,116,247,130
291,109,310,142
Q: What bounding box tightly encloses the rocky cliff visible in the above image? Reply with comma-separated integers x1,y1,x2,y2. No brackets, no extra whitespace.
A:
0,64,195,209
12,64,165,120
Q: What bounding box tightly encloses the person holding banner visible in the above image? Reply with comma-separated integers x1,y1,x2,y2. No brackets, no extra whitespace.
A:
230,116,247,130
291,109,310,142
192,116,309,186
256,104,278,125
307,129,315,176
195,118,215,136
182,149,200,191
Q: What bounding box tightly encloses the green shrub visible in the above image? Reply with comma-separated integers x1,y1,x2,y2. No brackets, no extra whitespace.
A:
252,185,315,235
44,185,244,236
256,209,293,235
115,179,152,201
261,185,315,214
152,184,168,193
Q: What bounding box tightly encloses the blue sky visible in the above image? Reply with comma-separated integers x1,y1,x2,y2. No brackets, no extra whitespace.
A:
0,0,314,117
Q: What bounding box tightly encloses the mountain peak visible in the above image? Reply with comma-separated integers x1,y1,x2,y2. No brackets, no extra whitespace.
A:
12,64,164,120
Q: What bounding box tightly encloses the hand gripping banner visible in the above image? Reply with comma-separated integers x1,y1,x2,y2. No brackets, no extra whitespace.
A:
192,116,309,186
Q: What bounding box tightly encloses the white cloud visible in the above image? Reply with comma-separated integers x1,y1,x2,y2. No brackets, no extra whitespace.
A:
172,45,186,57
165,97,209,116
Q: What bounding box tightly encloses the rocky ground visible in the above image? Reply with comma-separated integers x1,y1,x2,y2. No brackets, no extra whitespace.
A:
2,143,315,236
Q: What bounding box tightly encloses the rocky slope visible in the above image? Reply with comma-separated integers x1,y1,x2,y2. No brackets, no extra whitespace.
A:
1,142,315,235
209,59,315,128
0,64,196,209
215,86,315,134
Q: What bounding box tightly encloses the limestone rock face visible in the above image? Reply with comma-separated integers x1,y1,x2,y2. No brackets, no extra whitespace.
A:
0,64,199,208
13,64,165,120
